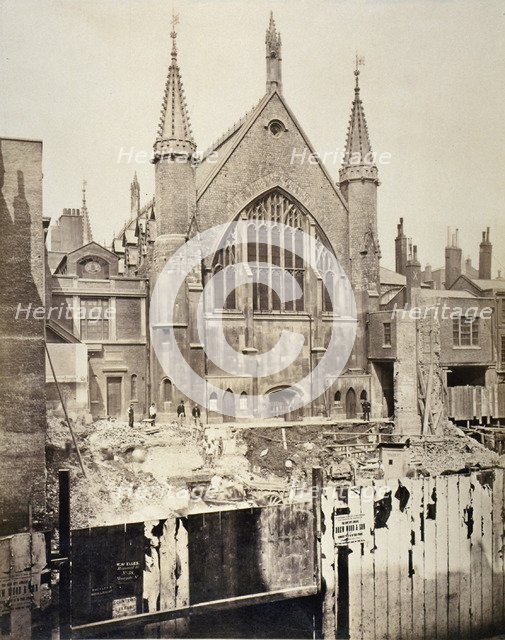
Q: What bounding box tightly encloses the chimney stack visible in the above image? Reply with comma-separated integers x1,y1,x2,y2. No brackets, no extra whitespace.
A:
405,244,422,305
395,217,408,276
445,226,462,289
478,227,492,280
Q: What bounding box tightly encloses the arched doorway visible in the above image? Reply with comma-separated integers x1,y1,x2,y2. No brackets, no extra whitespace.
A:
267,386,303,420
223,388,235,422
345,388,357,419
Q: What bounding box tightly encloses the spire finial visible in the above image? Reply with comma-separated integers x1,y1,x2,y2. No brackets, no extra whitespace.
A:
355,52,365,91
170,10,180,59
82,179,87,207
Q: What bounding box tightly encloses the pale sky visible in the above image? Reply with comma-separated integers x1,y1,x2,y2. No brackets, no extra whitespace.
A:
1,0,504,274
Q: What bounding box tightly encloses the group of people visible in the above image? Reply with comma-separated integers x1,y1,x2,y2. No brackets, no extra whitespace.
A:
127,399,203,430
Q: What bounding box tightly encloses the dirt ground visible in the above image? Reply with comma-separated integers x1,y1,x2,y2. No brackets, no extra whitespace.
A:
45,415,504,530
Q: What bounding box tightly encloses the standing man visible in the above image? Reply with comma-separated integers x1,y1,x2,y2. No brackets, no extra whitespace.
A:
362,400,371,421
128,403,134,428
177,400,186,427
149,402,157,428
192,404,201,436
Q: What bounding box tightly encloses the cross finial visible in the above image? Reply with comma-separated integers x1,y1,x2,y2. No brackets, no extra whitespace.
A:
354,52,365,90
170,9,180,57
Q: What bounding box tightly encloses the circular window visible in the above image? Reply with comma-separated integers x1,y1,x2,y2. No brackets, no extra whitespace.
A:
268,120,285,138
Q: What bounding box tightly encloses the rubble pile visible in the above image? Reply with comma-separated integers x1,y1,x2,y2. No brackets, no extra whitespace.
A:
412,421,502,476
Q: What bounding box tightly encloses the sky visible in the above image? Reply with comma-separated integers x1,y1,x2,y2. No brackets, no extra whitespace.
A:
1,0,504,273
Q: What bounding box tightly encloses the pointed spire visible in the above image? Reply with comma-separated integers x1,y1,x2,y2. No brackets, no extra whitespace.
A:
130,171,140,217
154,11,196,160
265,12,282,93
81,179,93,244
342,56,373,165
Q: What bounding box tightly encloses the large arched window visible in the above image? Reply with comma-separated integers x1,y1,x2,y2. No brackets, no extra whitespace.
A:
211,189,338,315
244,191,307,312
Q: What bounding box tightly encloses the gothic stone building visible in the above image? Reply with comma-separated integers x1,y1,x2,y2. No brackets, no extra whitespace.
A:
114,15,383,422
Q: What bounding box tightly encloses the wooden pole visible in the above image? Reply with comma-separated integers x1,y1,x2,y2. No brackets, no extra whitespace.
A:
45,343,87,477
59,470,71,640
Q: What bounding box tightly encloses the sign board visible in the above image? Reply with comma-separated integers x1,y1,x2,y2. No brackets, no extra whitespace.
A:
112,596,137,619
334,513,367,544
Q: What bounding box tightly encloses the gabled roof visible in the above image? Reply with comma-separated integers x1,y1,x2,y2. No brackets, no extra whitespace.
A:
380,266,406,286
66,241,117,259
451,273,505,294
46,319,81,344
195,89,348,211
47,251,67,274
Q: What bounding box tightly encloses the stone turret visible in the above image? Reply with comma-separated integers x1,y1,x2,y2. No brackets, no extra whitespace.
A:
339,60,380,370
152,19,196,266
339,61,380,295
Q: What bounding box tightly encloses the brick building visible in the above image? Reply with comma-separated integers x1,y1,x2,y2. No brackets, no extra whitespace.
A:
45,234,148,421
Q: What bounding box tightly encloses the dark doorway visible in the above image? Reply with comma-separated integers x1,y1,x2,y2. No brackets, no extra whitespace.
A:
345,388,357,419
223,388,235,422
106,376,122,417
447,366,486,387
373,362,394,418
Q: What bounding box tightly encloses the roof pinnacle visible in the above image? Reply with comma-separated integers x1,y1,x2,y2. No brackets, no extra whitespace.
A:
154,11,196,160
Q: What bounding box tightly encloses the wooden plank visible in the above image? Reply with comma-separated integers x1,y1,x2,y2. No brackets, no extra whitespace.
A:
372,480,389,640
398,479,413,640
359,483,376,640
491,468,504,632
347,486,362,640
480,472,494,635
320,485,336,640
71,584,319,638
496,469,505,632
408,477,425,640
469,472,483,635
423,476,437,640
386,482,402,640
491,469,505,632
435,475,449,639
446,474,461,639
458,474,472,637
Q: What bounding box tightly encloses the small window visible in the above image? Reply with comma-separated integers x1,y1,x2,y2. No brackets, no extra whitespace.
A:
268,119,285,137
130,374,138,401
334,391,341,404
239,392,248,411
383,322,392,346
453,317,479,347
360,390,368,401
501,335,505,365
209,392,218,412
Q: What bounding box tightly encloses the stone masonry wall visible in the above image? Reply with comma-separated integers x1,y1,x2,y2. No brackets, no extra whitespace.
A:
0,138,46,534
